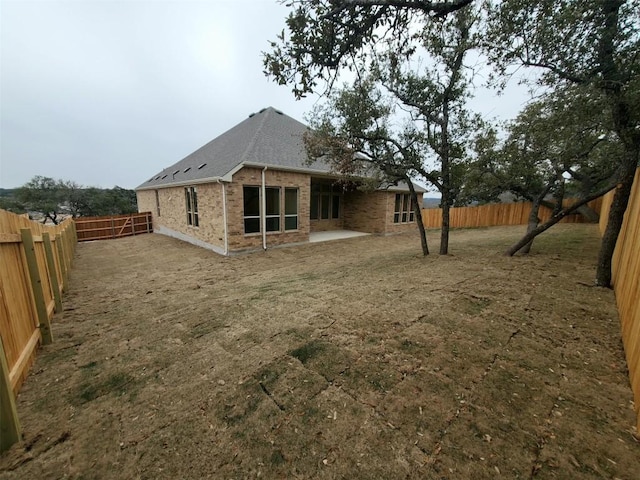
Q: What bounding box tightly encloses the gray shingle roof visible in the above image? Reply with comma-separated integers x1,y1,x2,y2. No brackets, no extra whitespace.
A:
136,107,329,190
136,106,425,193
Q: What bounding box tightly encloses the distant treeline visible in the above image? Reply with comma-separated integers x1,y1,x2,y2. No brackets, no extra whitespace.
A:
0,176,137,224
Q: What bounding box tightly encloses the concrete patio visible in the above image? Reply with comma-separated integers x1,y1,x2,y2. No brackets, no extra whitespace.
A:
308,230,370,243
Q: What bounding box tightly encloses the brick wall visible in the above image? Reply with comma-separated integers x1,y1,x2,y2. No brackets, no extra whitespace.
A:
138,170,422,254
137,184,225,251
342,190,423,234
137,190,156,223
310,218,344,232
225,167,311,252
385,191,424,234
343,190,386,233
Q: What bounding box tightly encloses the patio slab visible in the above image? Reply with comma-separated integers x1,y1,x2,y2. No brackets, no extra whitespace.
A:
309,230,370,243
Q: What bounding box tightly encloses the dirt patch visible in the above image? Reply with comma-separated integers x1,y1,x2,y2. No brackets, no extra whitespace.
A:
1,225,638,479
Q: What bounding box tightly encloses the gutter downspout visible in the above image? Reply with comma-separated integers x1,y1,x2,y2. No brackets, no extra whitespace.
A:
216,179,228,255
261,166,267,250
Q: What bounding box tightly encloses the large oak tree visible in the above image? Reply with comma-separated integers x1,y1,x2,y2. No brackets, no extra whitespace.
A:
266,0,639,286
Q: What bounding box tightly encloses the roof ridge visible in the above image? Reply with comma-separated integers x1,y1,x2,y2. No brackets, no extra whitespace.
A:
239,107,272,166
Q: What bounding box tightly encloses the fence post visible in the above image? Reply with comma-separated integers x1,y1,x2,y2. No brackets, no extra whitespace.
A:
0,336,21,453
20,229,53,345
20,228,53,345
56,233,68,291
42,232,63,314
111,217,116,239
70,219,78,246
64,229,72,270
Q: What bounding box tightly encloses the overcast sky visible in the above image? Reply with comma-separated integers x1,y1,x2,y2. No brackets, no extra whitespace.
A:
0,0,531,190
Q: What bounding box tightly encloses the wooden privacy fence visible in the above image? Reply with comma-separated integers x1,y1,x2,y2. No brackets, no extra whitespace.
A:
0,209,76,452
74,212,153,242
422,198,603,229
599,169,640,431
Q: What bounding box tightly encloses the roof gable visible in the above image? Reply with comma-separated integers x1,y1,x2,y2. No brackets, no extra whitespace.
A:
136,106,426,194
137,107,328,190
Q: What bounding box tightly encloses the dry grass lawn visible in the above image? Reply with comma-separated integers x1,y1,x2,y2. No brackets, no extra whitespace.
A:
1,224,638,479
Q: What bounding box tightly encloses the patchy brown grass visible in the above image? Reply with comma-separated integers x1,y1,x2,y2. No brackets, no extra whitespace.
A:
1,224,638,479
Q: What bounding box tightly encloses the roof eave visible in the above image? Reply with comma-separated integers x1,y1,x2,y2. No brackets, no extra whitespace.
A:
135,176,228,191
239,161,333,177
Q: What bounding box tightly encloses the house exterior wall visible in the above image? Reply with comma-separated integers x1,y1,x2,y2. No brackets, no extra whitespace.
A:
137,184,226,252
385,191,424,234
137,169,423,254
343,190,387,233
310,218,344,232
342,190,424,234
225,167,311,252
136,190,156,223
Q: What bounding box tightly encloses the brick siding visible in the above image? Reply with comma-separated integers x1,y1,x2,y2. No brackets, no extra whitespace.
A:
137,167,421,254
225,167,311,252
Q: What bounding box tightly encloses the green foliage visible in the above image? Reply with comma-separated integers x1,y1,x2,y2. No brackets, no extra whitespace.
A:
463,86,620,206
482,0,639,183
301,6,483,254
10,175,137,223
267,0,639,272
16,176,67,224
264,0,473,98
0,188,27,214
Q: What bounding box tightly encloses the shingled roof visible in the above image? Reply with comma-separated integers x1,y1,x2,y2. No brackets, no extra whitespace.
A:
136,106,425,193
136,107,330,190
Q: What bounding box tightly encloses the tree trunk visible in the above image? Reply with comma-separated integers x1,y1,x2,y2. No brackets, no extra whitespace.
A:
407,179,429,256
505,182,617,256
542,200,600,223
593,0,640,286
520,197,542,255
518,182,554,255
576,204,600,223
440,199,450,255
595,161,637,287
439,101,451,255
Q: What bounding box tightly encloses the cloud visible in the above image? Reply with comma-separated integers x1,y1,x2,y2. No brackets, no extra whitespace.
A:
0,0,528,190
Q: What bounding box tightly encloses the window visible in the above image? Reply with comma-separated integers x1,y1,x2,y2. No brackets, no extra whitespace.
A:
310,184,320,220
185,186,199,226
265,187,281,232
155,190,161,217
332,194,340,219
394,193,415,224
243,186,260,234
311,182,342,221
285,188,298,230
243,186,299,234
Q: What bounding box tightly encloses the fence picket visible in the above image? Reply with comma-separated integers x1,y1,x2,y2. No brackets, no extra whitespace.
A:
74,212,153,241
0,210,76,452
20,229,52,345
599,169,640,430
0,336,21,452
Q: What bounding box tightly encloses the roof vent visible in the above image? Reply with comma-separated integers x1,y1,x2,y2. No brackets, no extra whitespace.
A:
259,108,267,113
198,163,207,169
275,109,283,115
184,167,191,173
161,174,167,179
249,112,255,118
